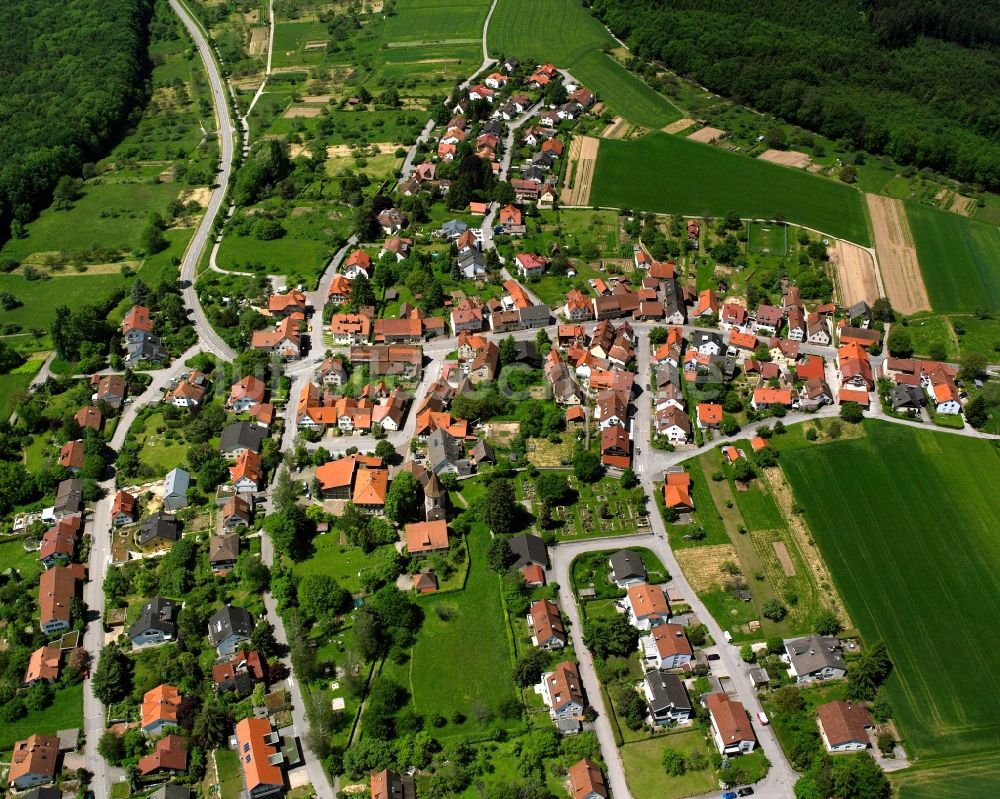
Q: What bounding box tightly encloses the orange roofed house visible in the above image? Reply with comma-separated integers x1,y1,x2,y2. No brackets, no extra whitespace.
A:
662,470,694,512
138,733,187,778
568,758,608,799
625,583,671,630
39,563,84,634
141,683,182,735
235,717,285,798
405,519,449,555
539,661,587,732
697,402,723,429
251,316,301,359
8,734,60,790
706,693,757,756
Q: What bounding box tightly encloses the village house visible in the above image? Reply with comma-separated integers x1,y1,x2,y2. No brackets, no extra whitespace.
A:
784,635,847,683
706,693,757,756
330,312,372,345
528,599,567,650
95,374,126,409
234,717,285,798
753,304,784,335
641,623,693,670
210,532,241,572
39,515,79,568
24,644,62,686
509,533,549,571
609,550,647,587
371,768,415,799
39,563,83,634
228,376,267,413
816,701,874,753
208,605,254,657
350,345,423,377
268,290,306,319
625,583,671,630
644,670,693,724
691,289,719,319
139,512,181,550
405,519,449,555
213,649,267,697
141,683,182,735
138,734,187,779
662,470,694,512
600,423,631,471
129,597,178,649
567,758,607,799
8,735,60,790
251,316,301,359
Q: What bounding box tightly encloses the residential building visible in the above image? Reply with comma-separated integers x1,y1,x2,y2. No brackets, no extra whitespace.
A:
210,533,241,572
23,644,62,686
528,599,566,650
251,317,301,359
600,423,631,471
696,403,723,429
816,701,874,753
219,421,266,459
39,563,83,633
139,512,181,549
625,583,671,630
39,515,79,568
539,661,587,724
228,376,267,412
141,683,182,735
754,304,784,335
57,440,84,473
53,477,83,519
75,405,102,431
643,670,693,724
706,693,757,755
234,717,285,798
427,428,472,476
129,597,179,649
138,734,187,778
8,735,60,790
221,495,252,533
567,759,607,799
230,449,264,493
641,623,693,670
609,550,646,587
95,374,126,408
654,406,690,445
268,290,306,318
785,635,847,683
509,533,548,570
371,769,414,799
213,650,266,697
208,605,254,657
330,312,372,345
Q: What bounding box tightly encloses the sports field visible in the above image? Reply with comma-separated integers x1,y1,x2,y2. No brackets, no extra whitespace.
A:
591,133,871,245
905,201,1000,312
488,0,682,127
780,422,1000,763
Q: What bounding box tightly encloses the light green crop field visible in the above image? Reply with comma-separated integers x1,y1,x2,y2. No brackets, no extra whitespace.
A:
384,0,489,42
592,133,871,245
893,755,1000,799
905,201,1000,312
779,422,1000,766
488,0,681,127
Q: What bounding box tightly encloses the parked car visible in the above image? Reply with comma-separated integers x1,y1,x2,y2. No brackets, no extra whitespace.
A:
757,711,769,726
737,789,755,797
722,792,737,799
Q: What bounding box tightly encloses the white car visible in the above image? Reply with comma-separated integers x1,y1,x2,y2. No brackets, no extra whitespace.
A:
757,711,770,726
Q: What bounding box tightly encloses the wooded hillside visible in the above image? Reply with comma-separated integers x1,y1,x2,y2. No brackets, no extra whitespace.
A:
589,0,1000,190
0,0,153,240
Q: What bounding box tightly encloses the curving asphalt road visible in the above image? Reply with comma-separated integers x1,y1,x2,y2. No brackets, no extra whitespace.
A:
170,0,238,362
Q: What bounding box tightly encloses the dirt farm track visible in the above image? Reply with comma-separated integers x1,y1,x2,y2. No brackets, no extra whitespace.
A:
866,194,931,314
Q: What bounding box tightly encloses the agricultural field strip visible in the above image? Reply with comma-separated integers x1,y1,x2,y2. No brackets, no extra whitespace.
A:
780,424,1000,760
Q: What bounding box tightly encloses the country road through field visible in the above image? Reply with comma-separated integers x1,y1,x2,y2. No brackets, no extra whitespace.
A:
170,0,238,361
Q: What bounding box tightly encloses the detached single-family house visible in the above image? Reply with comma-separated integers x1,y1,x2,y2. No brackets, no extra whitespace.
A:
163,468,189,512
816,701,874,753
609,549,646,587
208,605,254,657
706,693,757,756
129,597,179,649
221,495,252,532
234,717,285,798
644,670,693,724
210,533,241,572
371,769,415,799
219,421,267,459
784,635,847,683
8,735,60,790
539,661,587,725
405,520,449,555
138,512,181,549
141,683,182,735
38,563,83,634
567,759,607,799
641,623,693,670
23,644,62,686
528,599,566,650
509,533,548,570
625,583,671,630
138,734,187,778
228,376,266,412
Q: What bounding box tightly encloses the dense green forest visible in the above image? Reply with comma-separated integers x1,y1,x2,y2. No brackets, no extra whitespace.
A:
0,0,153,240
590,0,1000,190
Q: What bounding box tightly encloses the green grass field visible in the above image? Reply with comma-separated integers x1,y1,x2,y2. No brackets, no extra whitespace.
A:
0,682,83,750
384,0,489,41
381,523,517,735
893,755,1000,799
592,133,871,245
780,422,1000,765
488,0,681,127
620,731,716,799
906,202,1000,312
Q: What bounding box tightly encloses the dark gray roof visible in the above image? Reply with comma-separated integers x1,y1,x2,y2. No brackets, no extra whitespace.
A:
891,384,925,409
138,512,181,546
470,439,495,464
508,533,548,569
129,596,178,640
654,362,680,388
513,340,537,363
127,336,167,363
644,670,692,714
847,301,872,319
691,330,723,349
210,533,241,563
427,428,472,475
219,421,266,455
785,635,846,675
55,478,83,514
519,304,551,324
208,605,254,646
609,549,646,582
19,788,63,799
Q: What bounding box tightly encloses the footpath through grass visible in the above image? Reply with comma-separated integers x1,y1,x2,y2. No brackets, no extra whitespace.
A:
592,133,871,245
906,201,1000,313
779,422,1000,762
